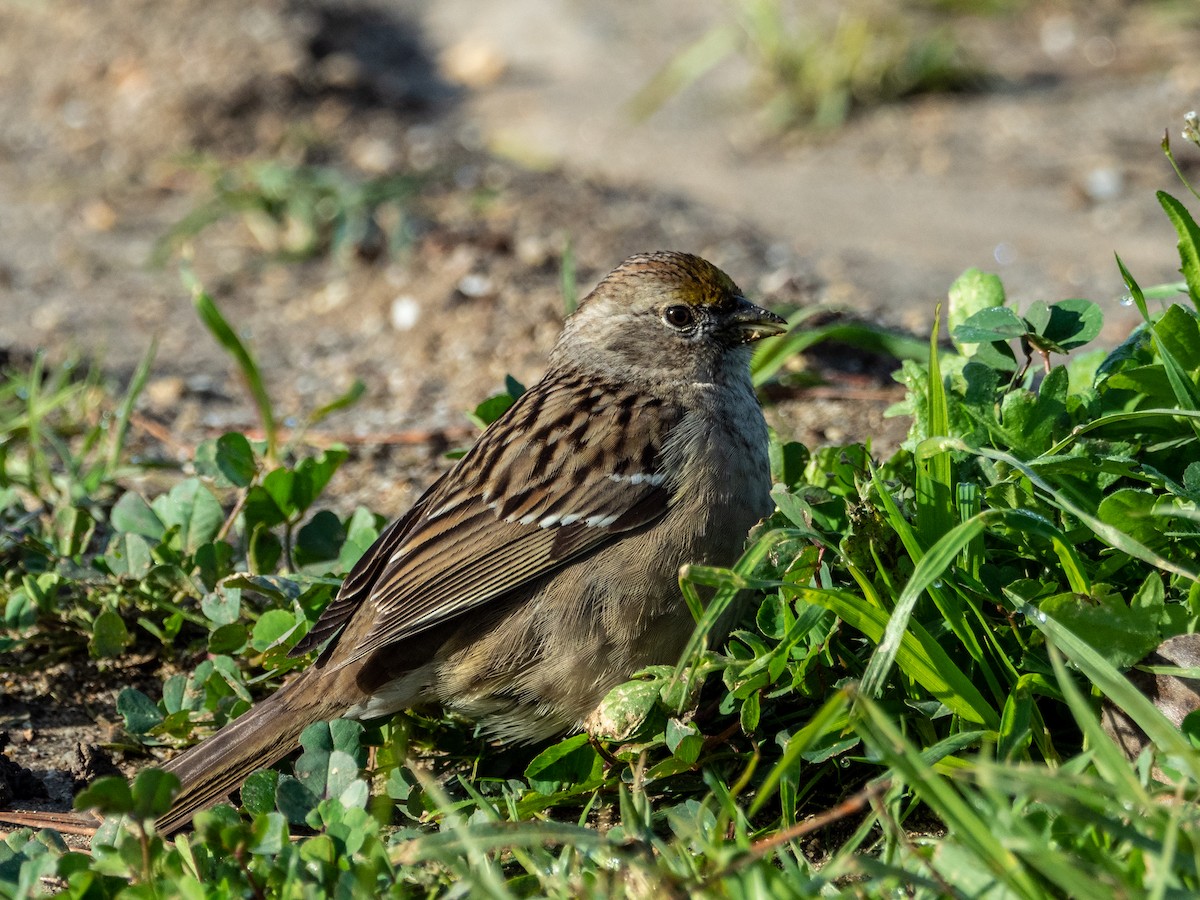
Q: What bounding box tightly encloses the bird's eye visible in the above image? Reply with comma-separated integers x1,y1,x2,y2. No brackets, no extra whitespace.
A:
663,305,695,329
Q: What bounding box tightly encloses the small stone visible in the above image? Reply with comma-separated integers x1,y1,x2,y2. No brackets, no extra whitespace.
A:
317,52,360,89
144,376,185,411
1084,167,1123,203
390,296,421,331
81,200,117,232
440,38,506,88
457,273,493,298
516,236,550,268
350,137,399,175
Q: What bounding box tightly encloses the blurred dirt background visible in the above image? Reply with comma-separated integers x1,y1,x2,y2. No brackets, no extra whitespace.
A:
1,0,1199,817
2,0,1198,504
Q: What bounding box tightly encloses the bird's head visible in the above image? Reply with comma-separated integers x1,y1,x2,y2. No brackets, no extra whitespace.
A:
553,251,786,387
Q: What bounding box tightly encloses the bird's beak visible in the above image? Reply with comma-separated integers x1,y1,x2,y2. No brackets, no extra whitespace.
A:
727,298,787,344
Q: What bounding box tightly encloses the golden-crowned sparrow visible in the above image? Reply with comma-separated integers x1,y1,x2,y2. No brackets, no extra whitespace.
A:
156,251,785,833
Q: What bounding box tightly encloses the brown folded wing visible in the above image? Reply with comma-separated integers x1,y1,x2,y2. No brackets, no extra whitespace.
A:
291,375,681,664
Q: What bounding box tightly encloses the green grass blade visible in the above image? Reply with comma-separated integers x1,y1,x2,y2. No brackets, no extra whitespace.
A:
305,379,365,429
560,238,577,315
671,529,802,696
796,586,999,728
751,316,929,387
188,276,277,459
1157,191,1200,307
107,340,157,474
971,444,1200,583
1029,604,1200,780
852,693,1044,899
628,23,739,121
1046,643,1150,806
749,306,828,385
860,512,988,702
917,305,955,548
750,687,852,815
1116,253,1152,321
871,455,996,692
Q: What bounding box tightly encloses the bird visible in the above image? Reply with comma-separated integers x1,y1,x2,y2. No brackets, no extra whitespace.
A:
155,250,786,834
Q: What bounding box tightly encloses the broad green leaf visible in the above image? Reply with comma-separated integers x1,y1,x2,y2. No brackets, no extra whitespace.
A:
664,719,704,765
755,592,792,640
275,774,319,825
1098,488,1160,546
1040,585,1161,669
249,526,282,574
1158,190,1200,305
130,769,180,820
795,586,999,728
1104,365,1174,403
953,306,1027,343
1023,299,1052,335
244,483,288,529
322,750,362,800
262,465,297,515
590,676,666,741
1000,366,1069,457
524,733,604,794
4,590,35,631
90,609,131,659
152,479,224,554
201,587,241,626
252,608,302,651
241,770,280,816
207,623,248,654
293,733,333,798
295,510,346,567
74,776,134,816
740,690,762,733
338,506,382,571
214,432,257,487
1154,303,1200,373
1043,298,1103,351
105,532,152,578
110,491,165,540
469,392,517,429
969,443,1200,582
117,688,164,735
948,268,1006,356
194,540,235,590
291,449,349,513
1030,605,1200,780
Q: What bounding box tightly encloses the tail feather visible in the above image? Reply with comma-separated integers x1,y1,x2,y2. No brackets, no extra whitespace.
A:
157,669,340,834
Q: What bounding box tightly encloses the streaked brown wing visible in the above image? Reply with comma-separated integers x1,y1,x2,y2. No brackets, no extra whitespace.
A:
294,374,681,664
288,491,436,656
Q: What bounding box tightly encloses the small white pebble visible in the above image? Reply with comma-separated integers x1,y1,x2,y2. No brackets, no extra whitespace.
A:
390,295,421,331
1084,167,1123,202
457,273,492,298
1039,16,1076,58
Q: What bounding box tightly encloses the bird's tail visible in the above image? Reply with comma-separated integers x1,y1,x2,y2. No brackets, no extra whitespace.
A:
156,668,341,835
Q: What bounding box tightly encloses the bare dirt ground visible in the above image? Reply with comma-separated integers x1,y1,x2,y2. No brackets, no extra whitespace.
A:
1,0,1198,809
